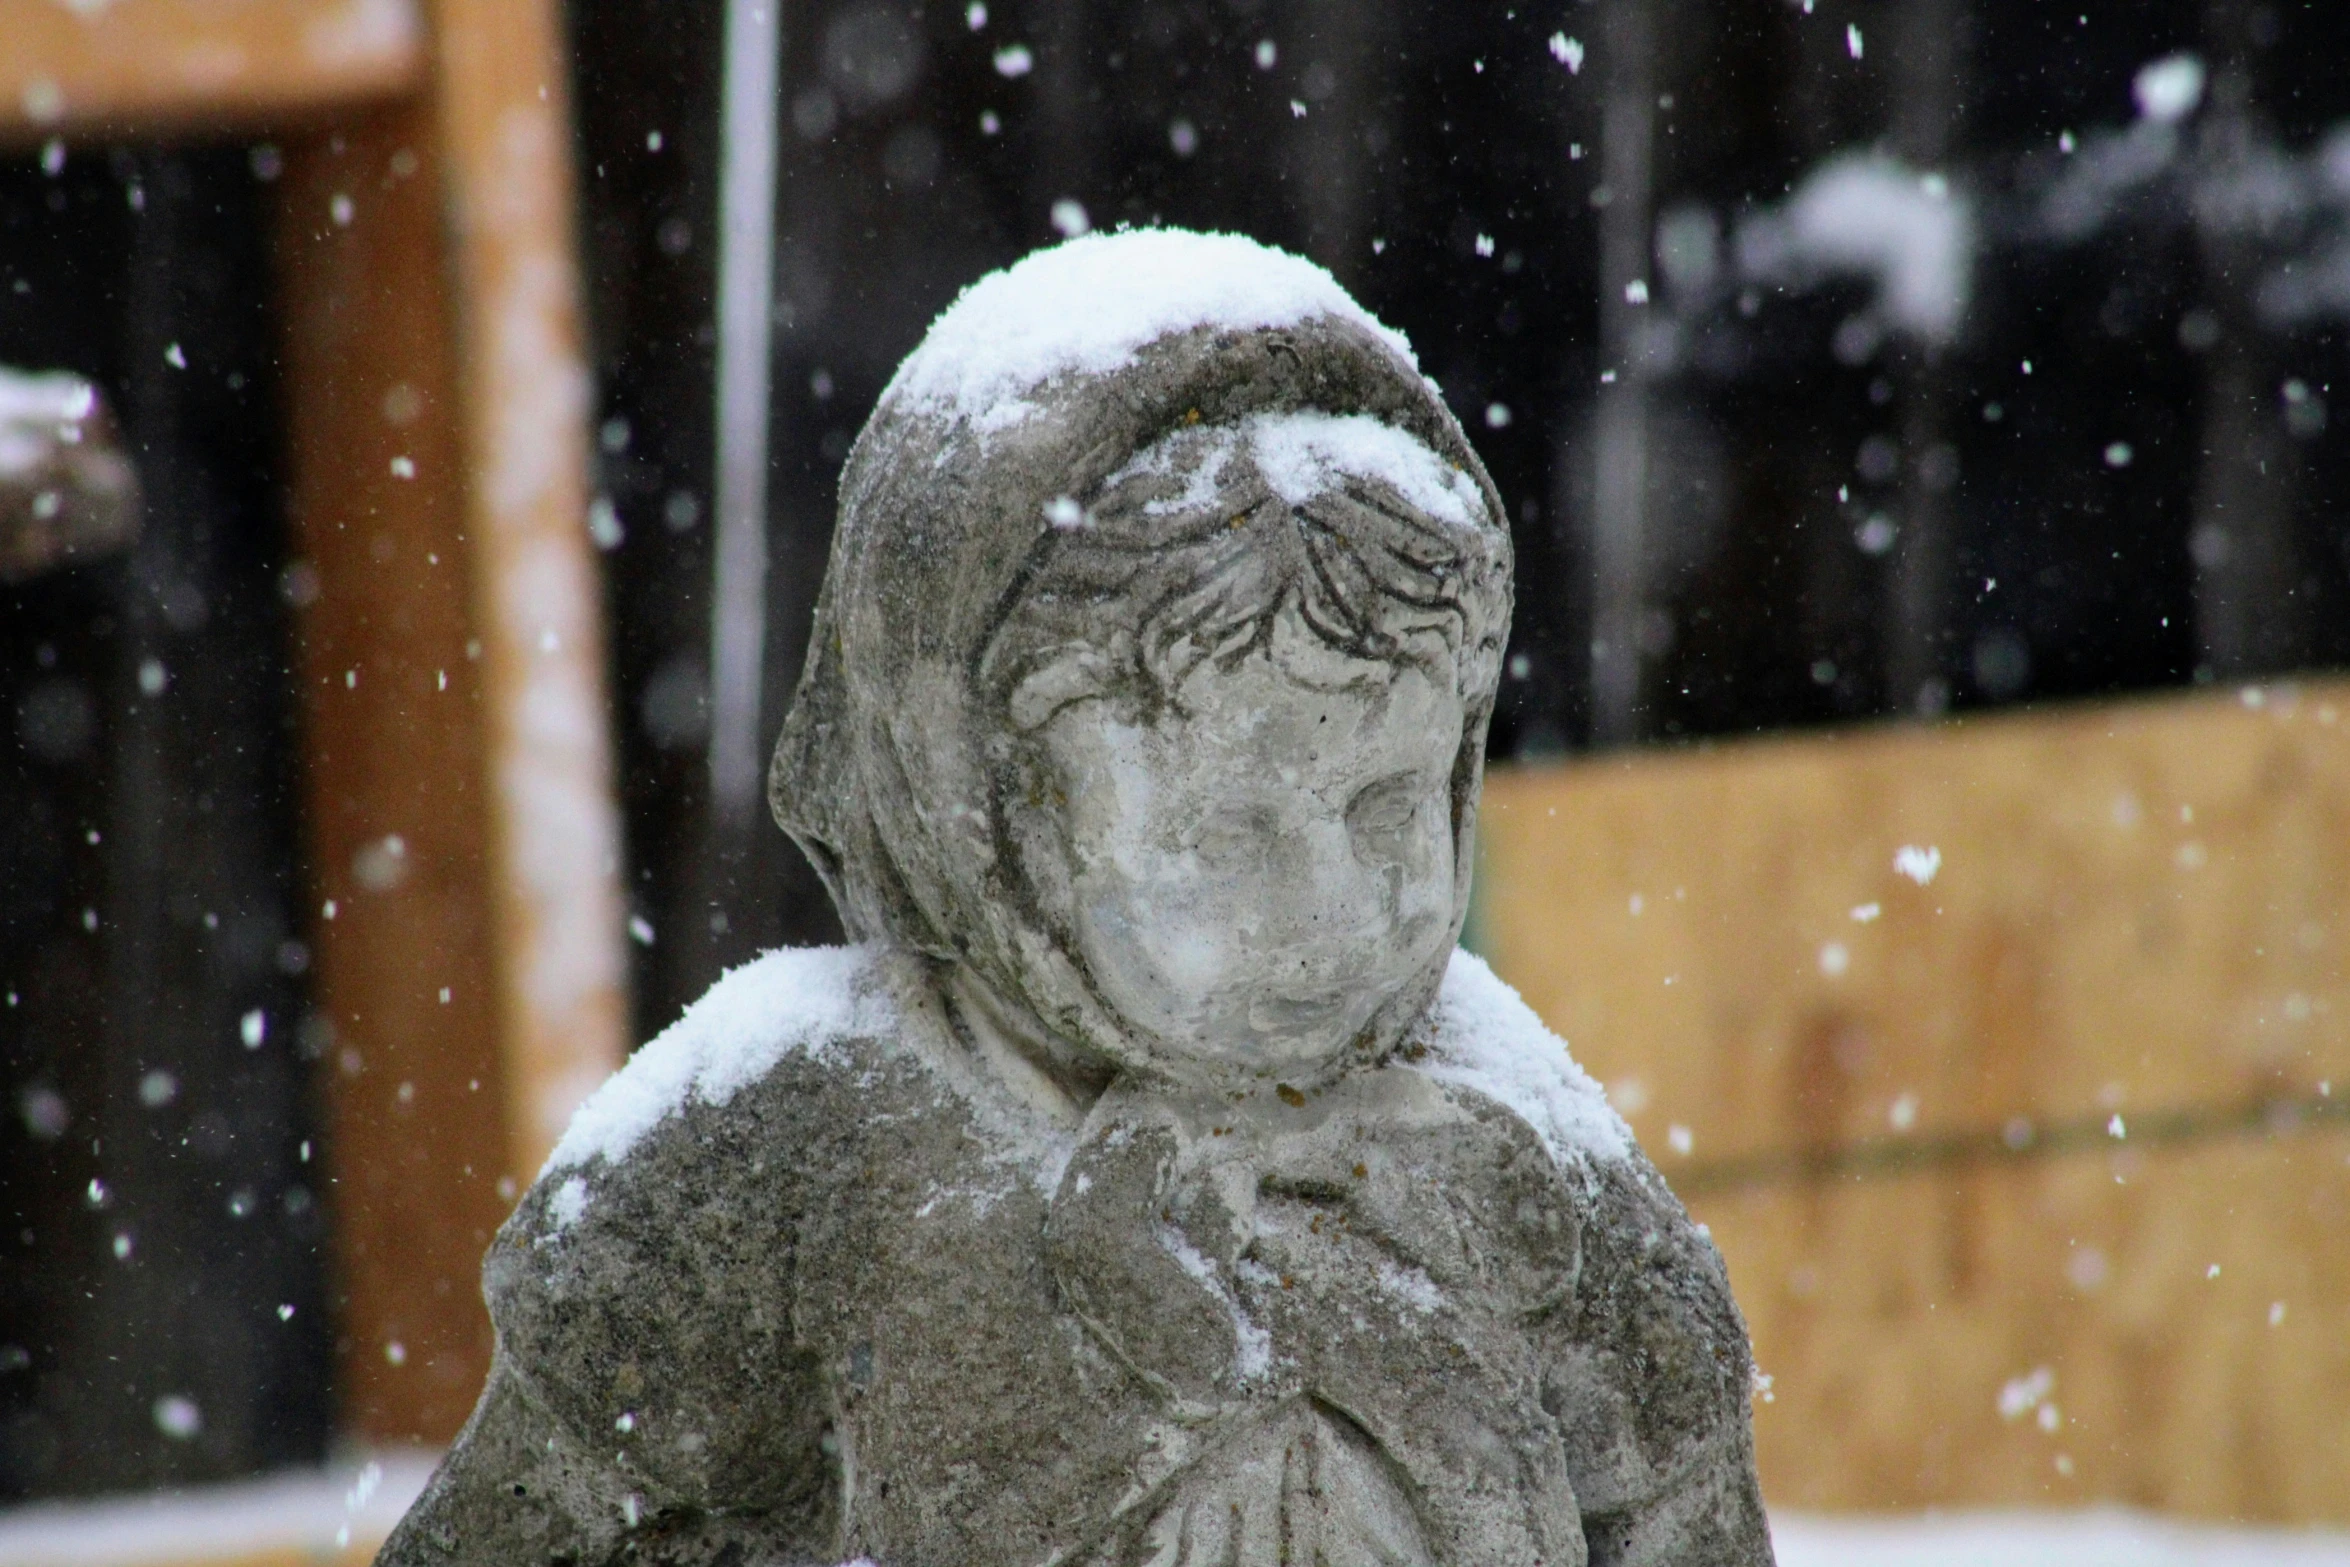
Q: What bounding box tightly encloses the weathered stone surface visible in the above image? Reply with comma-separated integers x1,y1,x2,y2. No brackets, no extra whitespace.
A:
378,232,1773,1567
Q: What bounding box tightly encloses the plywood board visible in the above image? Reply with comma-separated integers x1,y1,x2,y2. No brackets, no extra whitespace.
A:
1722,1124,2350,1521
1474,683,2350,1520
1476,683,2350,1172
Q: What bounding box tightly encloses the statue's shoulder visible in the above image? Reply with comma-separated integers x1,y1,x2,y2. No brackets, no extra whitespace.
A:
1411,948,1634,1170
491,943,942,1268
1408,953,1759,1510
468,945,943,1505
548,942,910,1176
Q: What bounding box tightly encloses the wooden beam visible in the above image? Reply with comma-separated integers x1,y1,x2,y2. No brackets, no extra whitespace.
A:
273,0,626,1439
1474,682,2350,1520
422,0,629,1183
5,0,618,1457
274,108,510,1446
0,0,425,145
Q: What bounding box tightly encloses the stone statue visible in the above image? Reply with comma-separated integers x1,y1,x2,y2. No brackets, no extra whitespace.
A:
379,230,1773,1567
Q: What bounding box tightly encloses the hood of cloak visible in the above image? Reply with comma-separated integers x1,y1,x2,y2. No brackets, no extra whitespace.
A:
769,229,1513,1085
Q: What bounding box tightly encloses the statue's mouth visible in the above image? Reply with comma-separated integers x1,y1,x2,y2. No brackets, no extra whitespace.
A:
1246,987,1354,1036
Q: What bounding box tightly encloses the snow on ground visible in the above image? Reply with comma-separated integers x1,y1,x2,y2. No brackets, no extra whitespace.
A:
0,1448,437,1566
3,1458,2347,1566
1771,1508,2350,1567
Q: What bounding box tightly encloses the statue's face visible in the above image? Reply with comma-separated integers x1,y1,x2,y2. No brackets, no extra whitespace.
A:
1039,618,1464,1082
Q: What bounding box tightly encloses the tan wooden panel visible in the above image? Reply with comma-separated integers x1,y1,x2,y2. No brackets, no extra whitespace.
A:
1714,1123,2350,1521
275,108,508,1446
423,0,628,1182
0,0,422,144
1476,683,2350,1170
1473,682,2350,1521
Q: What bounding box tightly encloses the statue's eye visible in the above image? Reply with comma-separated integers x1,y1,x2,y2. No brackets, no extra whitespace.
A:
1345,774,1423,860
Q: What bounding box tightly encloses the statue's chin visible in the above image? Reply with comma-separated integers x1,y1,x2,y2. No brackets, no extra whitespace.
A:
1101,982,1417,1088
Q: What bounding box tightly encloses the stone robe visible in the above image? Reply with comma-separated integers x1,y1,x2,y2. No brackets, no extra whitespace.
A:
378,947,1769,1567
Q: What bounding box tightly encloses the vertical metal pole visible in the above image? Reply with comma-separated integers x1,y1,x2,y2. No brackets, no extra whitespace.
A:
2190,0,2301,679
710,0,782,826
1886,0,1964,715
2191,339,2299,676
1291,0,1384,281
1588,0,1656,746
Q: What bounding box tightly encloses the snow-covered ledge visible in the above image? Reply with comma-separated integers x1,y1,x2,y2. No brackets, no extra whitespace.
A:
0,1451,437,1567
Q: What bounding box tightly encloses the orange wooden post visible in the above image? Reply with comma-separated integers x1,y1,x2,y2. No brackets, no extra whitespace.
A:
422,0,630,1185
272,0,629,1442
275,107,519,1445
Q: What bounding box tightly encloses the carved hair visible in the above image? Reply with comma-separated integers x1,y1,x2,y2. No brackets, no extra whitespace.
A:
979,418,1511,735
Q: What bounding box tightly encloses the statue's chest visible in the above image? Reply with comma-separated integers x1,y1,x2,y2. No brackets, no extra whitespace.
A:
777,1059,1597,1565
792,1127,1165,1565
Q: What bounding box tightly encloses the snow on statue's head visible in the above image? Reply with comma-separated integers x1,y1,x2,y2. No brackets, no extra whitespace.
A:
772,230,1512,1091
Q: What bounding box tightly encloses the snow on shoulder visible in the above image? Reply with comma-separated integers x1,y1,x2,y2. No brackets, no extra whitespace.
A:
883,229,1420,433
543,945,889,1176
1420,950,1631,1165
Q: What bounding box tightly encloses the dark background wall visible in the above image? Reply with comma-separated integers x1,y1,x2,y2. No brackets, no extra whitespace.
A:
0,146,330,1499
570,0,2350,1039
